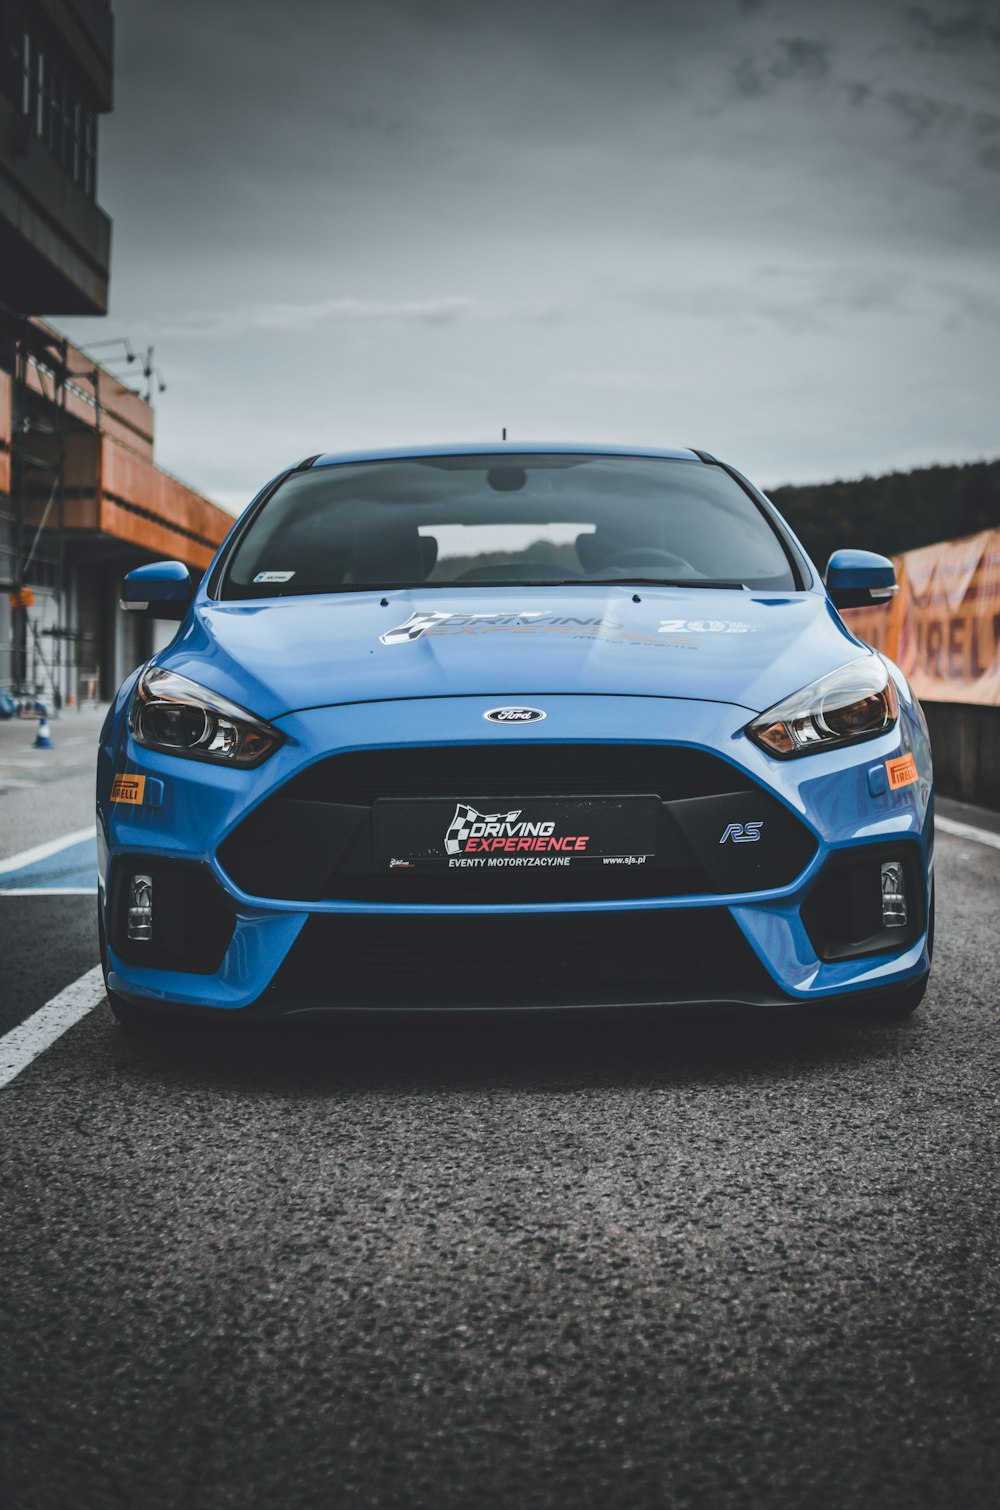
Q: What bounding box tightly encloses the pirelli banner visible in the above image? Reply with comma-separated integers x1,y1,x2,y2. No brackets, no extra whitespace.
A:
844,528,1000,706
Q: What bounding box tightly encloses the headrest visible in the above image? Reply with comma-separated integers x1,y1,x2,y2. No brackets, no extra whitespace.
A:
353,529,433,585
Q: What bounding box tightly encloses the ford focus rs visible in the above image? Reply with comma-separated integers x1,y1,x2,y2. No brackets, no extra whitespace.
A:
97,444,933,1026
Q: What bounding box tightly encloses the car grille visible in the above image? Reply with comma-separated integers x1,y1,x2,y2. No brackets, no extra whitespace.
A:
282,743,756,805
218,743,816,904
262,908,781,1010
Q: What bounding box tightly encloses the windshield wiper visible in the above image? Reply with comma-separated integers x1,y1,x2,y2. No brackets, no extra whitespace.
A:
545,578,748,590
237,578,748,595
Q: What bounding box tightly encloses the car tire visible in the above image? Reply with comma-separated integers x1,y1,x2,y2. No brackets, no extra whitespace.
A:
107,991,168,1033
869,974,929,1020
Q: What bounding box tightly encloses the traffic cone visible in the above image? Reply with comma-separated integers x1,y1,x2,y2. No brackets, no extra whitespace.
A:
33,716,54,750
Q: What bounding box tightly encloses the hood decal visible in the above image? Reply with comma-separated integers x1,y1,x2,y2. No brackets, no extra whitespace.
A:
658,617,758,634
379,608,705,649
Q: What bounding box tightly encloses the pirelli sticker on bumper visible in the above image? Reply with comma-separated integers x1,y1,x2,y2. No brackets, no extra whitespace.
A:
111,773,146,805
886,754,918,790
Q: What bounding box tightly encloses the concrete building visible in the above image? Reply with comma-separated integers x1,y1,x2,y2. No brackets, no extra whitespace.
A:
1,1,232,701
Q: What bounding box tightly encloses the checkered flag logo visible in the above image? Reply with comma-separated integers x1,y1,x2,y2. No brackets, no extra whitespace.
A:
445,803,522,855
380,611,454,646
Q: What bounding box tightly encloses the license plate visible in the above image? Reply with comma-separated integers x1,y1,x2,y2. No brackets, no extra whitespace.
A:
374,795,659,872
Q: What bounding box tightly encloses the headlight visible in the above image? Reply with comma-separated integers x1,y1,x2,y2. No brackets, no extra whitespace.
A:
747,656,899,757
129,666,283,767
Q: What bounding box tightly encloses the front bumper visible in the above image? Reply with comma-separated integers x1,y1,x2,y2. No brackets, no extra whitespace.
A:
97,693,934,1016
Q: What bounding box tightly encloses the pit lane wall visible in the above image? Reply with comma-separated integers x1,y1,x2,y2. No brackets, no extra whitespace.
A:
844,528,1000,808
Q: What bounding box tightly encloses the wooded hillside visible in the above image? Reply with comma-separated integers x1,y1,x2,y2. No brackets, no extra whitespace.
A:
768,458,1000,567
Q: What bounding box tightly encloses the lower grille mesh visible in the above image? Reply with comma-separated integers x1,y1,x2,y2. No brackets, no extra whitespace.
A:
266,908,779,1009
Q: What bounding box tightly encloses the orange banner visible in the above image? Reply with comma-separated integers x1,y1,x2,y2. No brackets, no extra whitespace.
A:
844,528,1000,706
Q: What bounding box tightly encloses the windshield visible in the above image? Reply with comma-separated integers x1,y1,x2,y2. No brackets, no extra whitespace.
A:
220,453,800,598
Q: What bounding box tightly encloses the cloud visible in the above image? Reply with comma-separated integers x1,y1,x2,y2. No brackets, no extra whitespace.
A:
550,369,651,391
770,37,832,81
151,296,480,341
731,34,832,97
732,55,768,98
726,19,999,197
56,0,1000,501
972,111,1000,169
883,87,965,138
624,265,913,335
934,280,1000,326
908,3,1000,51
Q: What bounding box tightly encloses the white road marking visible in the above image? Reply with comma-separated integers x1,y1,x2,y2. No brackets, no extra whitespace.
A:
0,826,95,875
936,815,1000,853
0,965,106,1090
0,887,97,896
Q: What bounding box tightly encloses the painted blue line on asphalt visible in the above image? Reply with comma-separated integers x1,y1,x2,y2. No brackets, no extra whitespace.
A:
0,836,97,892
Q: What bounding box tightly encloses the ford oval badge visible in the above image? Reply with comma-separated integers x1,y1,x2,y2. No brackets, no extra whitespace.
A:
483,706,547,724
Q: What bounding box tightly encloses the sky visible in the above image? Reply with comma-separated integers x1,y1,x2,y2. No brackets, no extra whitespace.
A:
60,0,1000,515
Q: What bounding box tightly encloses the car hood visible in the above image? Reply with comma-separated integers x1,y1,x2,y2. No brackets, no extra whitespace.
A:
165,585,869,722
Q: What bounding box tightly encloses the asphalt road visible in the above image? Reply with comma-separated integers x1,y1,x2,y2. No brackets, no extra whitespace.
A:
1,713,999,1510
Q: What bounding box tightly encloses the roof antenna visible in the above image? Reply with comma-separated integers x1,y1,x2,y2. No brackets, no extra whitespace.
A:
502,426,507,441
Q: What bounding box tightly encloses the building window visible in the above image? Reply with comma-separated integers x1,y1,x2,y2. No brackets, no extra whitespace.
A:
34,46,44,138
20,31,31,115
72,99,81,181
47,68,60,157
83,111,96,198
1,10,99,200
62,87,75,175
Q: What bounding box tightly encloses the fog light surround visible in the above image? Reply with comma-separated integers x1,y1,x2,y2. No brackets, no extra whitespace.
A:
111,858,236,972
127,874,153,941
801,844,924,962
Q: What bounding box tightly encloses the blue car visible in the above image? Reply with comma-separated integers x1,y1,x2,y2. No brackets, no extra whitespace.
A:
97,444,933,1027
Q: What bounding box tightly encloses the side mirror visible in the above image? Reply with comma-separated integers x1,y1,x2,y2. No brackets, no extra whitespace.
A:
825,549,897,610
121,561,195,621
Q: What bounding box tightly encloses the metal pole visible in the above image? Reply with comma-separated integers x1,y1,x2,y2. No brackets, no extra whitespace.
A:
12,325,26,691
57,337,67,706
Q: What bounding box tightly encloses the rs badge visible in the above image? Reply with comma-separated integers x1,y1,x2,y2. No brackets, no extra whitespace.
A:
719,821,762,844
